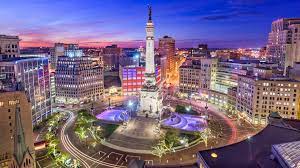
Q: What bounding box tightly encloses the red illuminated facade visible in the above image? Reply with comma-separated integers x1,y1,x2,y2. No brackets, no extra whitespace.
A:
120,66,161,95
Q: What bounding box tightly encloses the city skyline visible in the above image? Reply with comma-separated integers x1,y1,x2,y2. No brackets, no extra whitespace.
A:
1,0,300,48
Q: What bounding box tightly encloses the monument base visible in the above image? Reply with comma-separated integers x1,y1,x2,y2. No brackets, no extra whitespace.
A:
107,117,163,151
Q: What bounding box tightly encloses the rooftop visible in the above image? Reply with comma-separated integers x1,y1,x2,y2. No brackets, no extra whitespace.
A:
240,74,300,82
272,141,300,168
0,35,19,39
198,119,300,168
0,57,47,63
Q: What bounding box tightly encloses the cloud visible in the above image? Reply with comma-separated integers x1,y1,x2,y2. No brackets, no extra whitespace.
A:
228,0,265,6
202,10,261,21
201,0,263,21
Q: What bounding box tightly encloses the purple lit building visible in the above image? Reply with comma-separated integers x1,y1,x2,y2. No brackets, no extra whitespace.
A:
0,57,52,125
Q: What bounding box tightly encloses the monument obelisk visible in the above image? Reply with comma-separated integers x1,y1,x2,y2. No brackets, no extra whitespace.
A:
138,5,163,118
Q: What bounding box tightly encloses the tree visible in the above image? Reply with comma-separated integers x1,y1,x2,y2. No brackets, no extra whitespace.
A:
151,140,168,163
165,131,179,147
45,132,55,141
75,127,87,142
194,129,211,147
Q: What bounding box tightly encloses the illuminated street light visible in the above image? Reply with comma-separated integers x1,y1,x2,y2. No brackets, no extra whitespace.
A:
128,100,134,120
185,106,191,112
180,137,189,147
211,153,218,158
128,100,134,107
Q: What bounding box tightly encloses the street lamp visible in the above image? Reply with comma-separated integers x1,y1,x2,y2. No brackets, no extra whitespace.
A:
128,100,134,119
185,106,191,112
108,97,111,109
205,102,208,119
134,53,140,65
128,100,133,107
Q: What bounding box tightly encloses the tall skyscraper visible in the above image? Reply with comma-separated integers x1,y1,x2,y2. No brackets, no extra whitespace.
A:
0,57,52,125
158,35,175,82
0,91,35,168
55,50,104,104
138,6,163,118
266,18,300,74
0,35,20,58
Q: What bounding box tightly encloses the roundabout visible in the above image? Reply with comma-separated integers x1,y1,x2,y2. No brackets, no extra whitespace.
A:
56,96,261,168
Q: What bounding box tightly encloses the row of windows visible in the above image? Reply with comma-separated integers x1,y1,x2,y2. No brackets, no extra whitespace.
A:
0,100,20,107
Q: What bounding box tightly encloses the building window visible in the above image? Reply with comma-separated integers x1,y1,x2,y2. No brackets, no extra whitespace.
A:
8,100,19,106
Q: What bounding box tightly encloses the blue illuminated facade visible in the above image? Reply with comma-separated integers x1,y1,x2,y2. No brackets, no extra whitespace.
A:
0,57,52,125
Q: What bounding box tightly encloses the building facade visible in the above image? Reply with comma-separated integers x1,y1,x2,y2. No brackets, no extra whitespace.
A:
0,35,20,58
55,56,104,104
0,57,52,125
213,61,249,94
0,91,35,168
120,65,161,96
179,58,217,98
158,36,175,82
237,75,300,124
50,43,79,70
189,44,210,58
266,18,300,74
102,44,122,71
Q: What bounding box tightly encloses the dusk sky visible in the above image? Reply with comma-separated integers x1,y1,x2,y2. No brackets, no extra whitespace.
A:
1,0,300,48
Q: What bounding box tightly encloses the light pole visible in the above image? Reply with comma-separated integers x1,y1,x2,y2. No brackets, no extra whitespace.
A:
128,100,134,119
205,100,208,120
108,97,111,109
91,102,94,115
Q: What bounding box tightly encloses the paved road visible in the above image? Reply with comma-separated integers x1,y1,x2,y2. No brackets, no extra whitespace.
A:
57,97,260,167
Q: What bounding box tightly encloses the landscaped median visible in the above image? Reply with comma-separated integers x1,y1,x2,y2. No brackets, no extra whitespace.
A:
151,129,211,162
44,112,81,168
73,109,119,147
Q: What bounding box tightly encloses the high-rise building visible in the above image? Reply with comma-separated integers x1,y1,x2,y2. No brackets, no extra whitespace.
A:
179,58,217,97
50,43,80,70
266,18,300,74
0,57,52,125
138,6,163,118
237,75,300,124
0,91,35,168
102,44,122,71
55,52,104,104
158,36,175,82
0,35,20,59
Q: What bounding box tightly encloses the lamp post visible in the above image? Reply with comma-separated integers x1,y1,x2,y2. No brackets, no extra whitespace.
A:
135,53,140,66
128,100,134,119
108,97,111,109
91,102,94,115
205,101,208,119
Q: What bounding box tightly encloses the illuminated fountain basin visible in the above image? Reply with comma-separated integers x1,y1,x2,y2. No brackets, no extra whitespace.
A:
162,113,207,132
96,108,129,124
